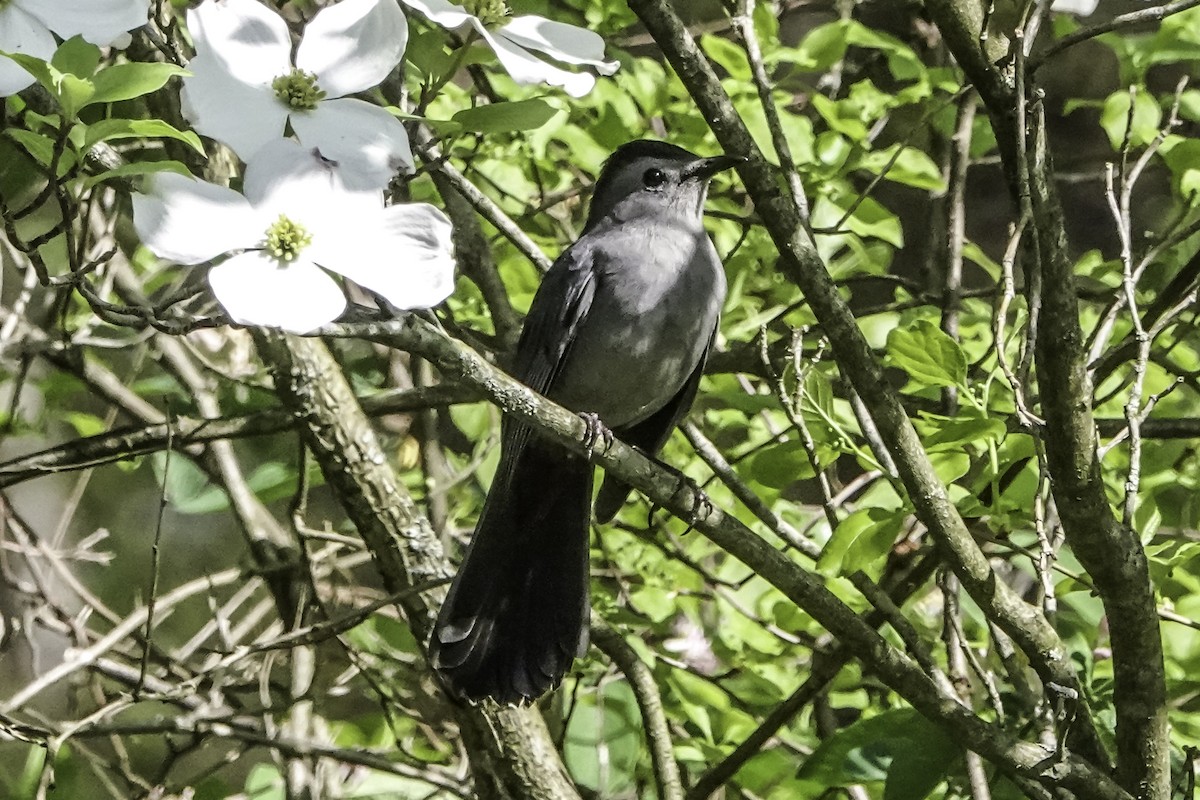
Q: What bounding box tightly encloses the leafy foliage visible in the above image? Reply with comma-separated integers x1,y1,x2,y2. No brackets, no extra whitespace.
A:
2,1,1200,799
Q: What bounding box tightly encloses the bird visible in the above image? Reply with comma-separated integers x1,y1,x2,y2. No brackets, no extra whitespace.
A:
430,140,742,704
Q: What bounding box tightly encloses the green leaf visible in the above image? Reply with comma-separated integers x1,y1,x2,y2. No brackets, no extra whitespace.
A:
79,118,205,154
3,128,56,166
818,507,905,576
886,319,968,389
88,62,189,106
842,195,903,246
753,1,779,48
51,37,102,78
82,159,193,189
405,28,455,80
385,105,462,135
802,363,835,405
244,764,284,800
1,51,93,118
64,412,106,438
798,708,959,793
792,22,850,71
701,34,751,81
1178,88,1200,122
243,461,300,505
922,414,1007,451
563,681,642,795
1,51,61,96
447,401,493,440
788,20,924,83
814,130,851,169
451,99,559,133
882,732,956,800
1100,89,1162,150
859,145,946,191
58,74,96,119
810,93,869,139
630,585,676,622
928,451,970,484
962,241,1001,278
1159,135,1200,198
843,22,925,82
344,613,418,657
668,669,730,742
749,441,817,488
153,453,225,515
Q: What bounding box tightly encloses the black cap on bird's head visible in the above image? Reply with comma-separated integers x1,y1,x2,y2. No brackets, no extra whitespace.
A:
584,140,744,231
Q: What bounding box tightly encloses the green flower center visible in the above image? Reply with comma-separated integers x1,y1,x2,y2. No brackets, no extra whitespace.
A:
263,215,312,262
463,0,510,28
272,69,326,111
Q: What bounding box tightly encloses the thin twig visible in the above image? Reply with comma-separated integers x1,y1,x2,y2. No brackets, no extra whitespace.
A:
590,617,684,800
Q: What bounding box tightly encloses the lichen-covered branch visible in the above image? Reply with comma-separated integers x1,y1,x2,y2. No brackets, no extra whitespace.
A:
253,332,581,800
321,314,1131,800
923,3,1170,797
623,0,1107,769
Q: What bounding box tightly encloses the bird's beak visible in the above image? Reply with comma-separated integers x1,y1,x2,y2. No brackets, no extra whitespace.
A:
683,154,746,181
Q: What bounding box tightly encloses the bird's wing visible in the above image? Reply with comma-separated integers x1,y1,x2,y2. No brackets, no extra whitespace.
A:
484,241,600,470
512,242,598,396
431,245,599,703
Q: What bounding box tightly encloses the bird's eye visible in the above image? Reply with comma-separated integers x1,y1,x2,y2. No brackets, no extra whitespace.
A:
642,168,667,190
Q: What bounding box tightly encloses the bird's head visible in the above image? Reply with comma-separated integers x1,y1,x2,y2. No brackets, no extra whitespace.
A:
583,140,743,231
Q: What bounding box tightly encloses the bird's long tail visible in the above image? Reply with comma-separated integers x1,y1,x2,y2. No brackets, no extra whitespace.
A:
431,436,593,704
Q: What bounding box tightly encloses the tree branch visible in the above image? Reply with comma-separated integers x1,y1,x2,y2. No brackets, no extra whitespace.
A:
921,3,1169,796
319,314,1131,800
252,332,581,800
622,0,1108,772
590,616,683,800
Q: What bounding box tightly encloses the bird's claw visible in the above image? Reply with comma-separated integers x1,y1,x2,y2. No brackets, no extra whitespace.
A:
654,471,712,533
579,412,614,460
678,475,713,531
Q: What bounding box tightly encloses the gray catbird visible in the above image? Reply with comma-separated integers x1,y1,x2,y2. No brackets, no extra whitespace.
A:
430,140,741,703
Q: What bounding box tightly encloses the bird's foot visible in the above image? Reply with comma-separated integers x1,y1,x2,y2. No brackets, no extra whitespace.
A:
579,412,614,460
674,474,714,531
647,463,713,532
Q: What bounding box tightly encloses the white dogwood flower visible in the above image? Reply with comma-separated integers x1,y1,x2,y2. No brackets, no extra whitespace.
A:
0,0,148,95
400,0,618,97
132,140,456,333
1052,0,1099,14
182,0,412,188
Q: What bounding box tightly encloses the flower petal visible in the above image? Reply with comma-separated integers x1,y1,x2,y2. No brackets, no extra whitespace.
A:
0,6,55,96
241,138,382,230
290,97,413,190
316,202,456,309
1051,0,1099,13
180,52,288,161
395,0,476,30
481,27,595,97
187,0,292,85
208,252,346,333
296,0,408,98
132,172,262,264
499,16,618,74
22,0,148,45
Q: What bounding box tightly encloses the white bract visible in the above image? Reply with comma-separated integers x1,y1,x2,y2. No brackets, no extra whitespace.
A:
132,139,456,334
0,0,148,96
1051,0,1100,14
183,0,412,188
400,0,618,97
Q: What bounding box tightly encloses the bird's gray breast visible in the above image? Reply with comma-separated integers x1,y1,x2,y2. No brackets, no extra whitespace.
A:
549,217,726,428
